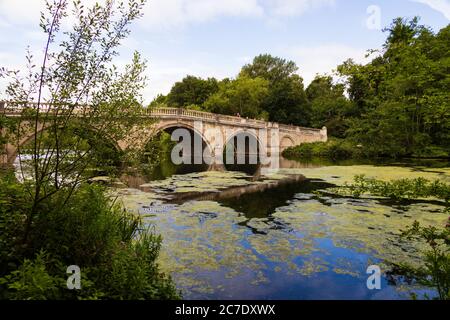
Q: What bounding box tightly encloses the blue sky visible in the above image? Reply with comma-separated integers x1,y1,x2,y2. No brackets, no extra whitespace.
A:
0,0,449,104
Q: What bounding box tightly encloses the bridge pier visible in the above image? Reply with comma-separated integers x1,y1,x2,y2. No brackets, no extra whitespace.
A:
0,153,7,166
208,163,225,172
0,138,8,165
1,143,17,166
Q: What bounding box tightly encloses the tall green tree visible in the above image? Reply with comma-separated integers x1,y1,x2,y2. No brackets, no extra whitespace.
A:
0,0,179,300
306,75,353,137
338,18,450,157
204,75,269,119
240,54,311,126
165,75,219,108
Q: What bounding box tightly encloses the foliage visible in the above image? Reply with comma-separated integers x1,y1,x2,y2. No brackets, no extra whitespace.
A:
399,222,450,300
165,75,219,108
282,138,361,160
148,93,169,109
0,0,178,300
283,17,450,160
337,18,450,158
305,76,354,138
19,127,124,176
0,251,61,300
0,172,179,300
343,175,450,210
0,0,153,210
340,175,450,299
240,54,311,126
140,131,182,180
204,75,269,119
0,0,153,247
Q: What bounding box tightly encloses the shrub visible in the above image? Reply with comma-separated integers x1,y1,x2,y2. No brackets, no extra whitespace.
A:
282,138,358,160
412,146,450,159
0,251,61,300
0,172,179,300
399,222,450,300
344,175,450,209
340,175,450,300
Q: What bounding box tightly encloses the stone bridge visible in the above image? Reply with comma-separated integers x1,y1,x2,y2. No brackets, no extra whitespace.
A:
0,101,327,169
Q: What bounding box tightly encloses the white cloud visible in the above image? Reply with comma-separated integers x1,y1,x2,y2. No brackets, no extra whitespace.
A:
0,0,337,32
0,0,45,25
412,0,450,20
265,0,336,17
140,0,264,30
286,44,371,86
138,0,338,30
143,57,237,102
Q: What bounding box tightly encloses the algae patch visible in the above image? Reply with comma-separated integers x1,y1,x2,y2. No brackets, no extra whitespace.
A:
112,163,449,299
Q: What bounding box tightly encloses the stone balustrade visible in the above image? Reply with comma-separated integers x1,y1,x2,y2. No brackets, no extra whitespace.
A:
1,101,324,133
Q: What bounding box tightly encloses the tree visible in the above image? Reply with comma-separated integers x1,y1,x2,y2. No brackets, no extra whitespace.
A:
204,75,269,119
0,0,179,299
1,0,151,207
148,93,168,108
383,17,426,51
337,18,450,157
165,75,219,108
306,75,353,137
240,54,311,126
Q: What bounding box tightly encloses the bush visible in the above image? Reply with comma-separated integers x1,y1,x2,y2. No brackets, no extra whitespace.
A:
343,175,450,209
395,222,450,300
412,146,450,159
340,176,450,300
282,138,359,160
0,251,61,300
0,172,179,300
283,137,450,161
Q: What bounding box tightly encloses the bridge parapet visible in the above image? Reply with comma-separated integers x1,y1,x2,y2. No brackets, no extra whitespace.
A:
0,101,88,115
1,101,328,166
148,107,217,122
2,102,321,133
1,101,327,144
150,107,284,129
278,123,323,134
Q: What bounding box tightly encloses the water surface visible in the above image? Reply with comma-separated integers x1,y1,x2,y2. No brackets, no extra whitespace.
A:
113,158,450,300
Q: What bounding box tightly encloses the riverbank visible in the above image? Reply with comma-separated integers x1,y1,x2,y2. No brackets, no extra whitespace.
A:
282,139,450,162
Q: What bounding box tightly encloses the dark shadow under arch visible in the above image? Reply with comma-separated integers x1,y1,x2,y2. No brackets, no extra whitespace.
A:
139,124,213,181
223,130,263,176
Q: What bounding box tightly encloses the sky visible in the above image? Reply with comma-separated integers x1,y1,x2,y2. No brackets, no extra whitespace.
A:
0,0,449,104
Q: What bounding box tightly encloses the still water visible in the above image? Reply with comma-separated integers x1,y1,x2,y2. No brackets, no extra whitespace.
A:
12,154,449,299
113,158,450,300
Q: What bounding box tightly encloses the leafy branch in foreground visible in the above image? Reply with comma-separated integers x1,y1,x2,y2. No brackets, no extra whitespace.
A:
397,222,450,300
340,175,450,300
0,173,180,299
0,0,180,300
0,0,153,249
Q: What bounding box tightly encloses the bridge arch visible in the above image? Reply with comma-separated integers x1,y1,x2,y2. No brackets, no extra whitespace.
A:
7,122,122,166
222,129,265,174
3,104,328,168
280,134,296,151
146,120,214,165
